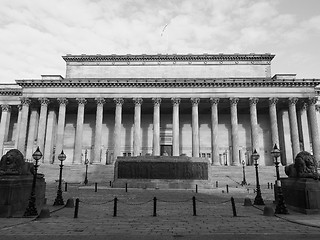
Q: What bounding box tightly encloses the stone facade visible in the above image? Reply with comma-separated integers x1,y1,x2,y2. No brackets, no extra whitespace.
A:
0,53,320,166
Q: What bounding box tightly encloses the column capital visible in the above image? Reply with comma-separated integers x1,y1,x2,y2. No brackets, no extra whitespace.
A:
76,98,87,105
39,98,50,106
269,97,278,106
249,97,259,106
229,97,239,105
133,98,143,106
301,102,308,111
288,97,298,106
17,104,22,111
171,97,181,106
95,97,106,105
316,105,320,112
20,97,31,106
1,104,11,112
57,98,68,106
190,97,200,106
152,97,162,106
209,97,219,105
114,98,124,106
308,97,318,106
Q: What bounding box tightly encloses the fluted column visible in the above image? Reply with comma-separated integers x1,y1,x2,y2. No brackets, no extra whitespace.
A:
191,98,200,157
37,98,49,160
17,97,31,155
26,107,39,160
93,98,105,163
152,98,161,156
210,98,220,165
73,98,87,164
307,97,320,164
230,98,240,166
44,108,57,164
269,98,280,148
113,98,124,162
14,104,22,149
288,97,300,158
172,98,180,156
55,98,68,163
250,98,259,154
0,105,11,155
133,98,143,156
299,103,311,152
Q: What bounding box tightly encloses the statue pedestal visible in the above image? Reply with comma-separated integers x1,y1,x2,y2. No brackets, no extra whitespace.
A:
281,178,320,214
113,156,210,189
0,175,46,217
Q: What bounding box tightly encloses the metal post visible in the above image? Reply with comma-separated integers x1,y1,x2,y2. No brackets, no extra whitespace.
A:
74,198,79,218
113,197,118,217
231,197,237,217
226,184,229,193
192,196,196,216
241,160,247,185
254,162,264,205
216,181,218,188
196,184,198,193
153,197,157,217
95,182,98,192
53,161,65,205
84,149,88,185
125,183,128,192
65,182,68,192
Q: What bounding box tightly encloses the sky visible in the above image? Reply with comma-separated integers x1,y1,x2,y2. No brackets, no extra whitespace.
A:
0,0,320,83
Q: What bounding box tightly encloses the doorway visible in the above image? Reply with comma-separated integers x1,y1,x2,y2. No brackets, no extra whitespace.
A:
160,145,172,156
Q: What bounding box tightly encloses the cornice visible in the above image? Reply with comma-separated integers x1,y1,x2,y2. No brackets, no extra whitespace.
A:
62,53,275,63
15,78,320,88
0,87,22,96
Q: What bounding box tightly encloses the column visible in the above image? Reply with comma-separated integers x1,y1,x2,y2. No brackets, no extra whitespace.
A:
26,107,39,160
0,105,11,155
17,97,31,155
299,102,311,152
133,98,143,156
93,98,105,163
307,97,320,164
210,98,220,165
73,98,87,164
191,98,200,157
230,98,240,166
249,98,259,153
288,97,300,158
55,98,68,163
37,98,49,158
269,98,279,147
152,97,161,156
113,98,124,162
172,98,180,156
14,104,22,149
44,108,57,164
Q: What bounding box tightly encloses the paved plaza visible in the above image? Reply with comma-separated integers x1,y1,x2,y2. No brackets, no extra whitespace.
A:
1,179,320,240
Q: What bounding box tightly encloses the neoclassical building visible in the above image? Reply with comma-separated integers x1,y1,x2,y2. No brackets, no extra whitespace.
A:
0,53,320,166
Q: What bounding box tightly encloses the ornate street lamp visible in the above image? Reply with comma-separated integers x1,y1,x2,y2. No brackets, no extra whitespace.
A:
54,150,66,206
84,149,89,185
241,160,247,186
271,144,288,214
252,149,265,205
24,146,43,217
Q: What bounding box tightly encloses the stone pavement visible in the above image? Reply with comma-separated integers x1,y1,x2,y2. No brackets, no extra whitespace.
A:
0,182,320,240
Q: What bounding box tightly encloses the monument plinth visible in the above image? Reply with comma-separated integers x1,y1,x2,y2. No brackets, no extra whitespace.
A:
113,156,210,189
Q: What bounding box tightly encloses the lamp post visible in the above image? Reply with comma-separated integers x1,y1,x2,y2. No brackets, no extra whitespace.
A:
54,150,66,206
84,149,89,185
252,149,265,205
271,144,288,214
24,146,43,217
241,160,247,186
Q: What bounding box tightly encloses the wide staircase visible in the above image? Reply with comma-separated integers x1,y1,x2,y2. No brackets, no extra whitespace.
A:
39,163,286,189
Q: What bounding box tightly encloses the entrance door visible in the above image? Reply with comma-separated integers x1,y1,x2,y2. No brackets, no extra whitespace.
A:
160,145,172,156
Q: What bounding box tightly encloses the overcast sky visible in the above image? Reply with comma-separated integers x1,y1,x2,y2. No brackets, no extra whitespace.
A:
1,0,320,83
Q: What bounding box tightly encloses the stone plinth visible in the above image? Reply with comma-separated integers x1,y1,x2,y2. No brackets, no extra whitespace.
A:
0,175,46,217
113,156,209,189
281,178,320,214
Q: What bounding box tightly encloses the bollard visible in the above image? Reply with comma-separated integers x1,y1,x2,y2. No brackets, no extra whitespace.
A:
271,183,273,189
74,198,79,218
110,181,112,187
226,185,229,193
95,182,98,192
231,197,237,217
153,197,157,217
113,197,118,217
125,183,128,192
196,184,198,193
216,181,218,188
268,182,270,189
192,196,197,216
65,182,68,192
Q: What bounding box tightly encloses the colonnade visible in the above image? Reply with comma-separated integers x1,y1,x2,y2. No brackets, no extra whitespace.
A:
0,96,319,165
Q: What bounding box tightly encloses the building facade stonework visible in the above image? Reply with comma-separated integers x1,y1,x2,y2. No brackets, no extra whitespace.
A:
0,53,320,166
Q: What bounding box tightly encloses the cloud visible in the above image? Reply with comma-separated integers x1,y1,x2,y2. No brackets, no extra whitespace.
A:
0,0,320,82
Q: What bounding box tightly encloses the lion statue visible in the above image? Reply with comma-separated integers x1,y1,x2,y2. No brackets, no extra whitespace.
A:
285,151,320,180
0,149,34,175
